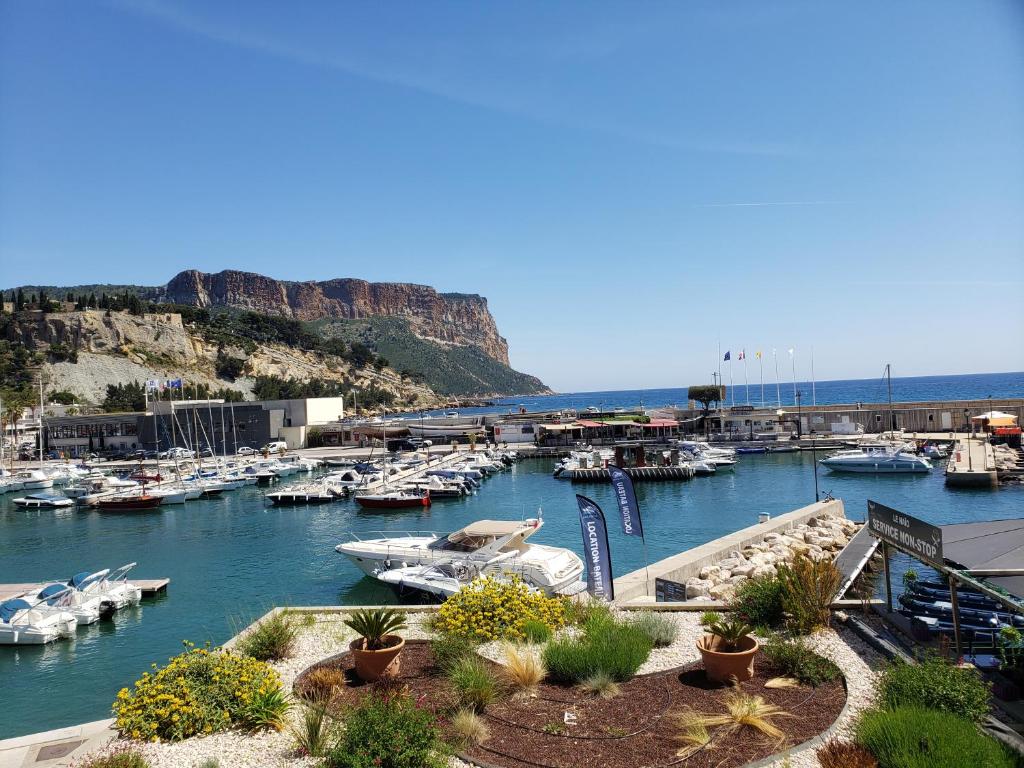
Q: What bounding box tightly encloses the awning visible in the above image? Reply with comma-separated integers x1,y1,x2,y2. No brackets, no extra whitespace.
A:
576,420,606,428
971,411,1018,427
540,423,584,432
941,518,1024,600
641,419,679,428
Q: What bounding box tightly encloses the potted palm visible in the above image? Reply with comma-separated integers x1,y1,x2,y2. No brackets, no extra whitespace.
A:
696,616,758,683
344,607,408,682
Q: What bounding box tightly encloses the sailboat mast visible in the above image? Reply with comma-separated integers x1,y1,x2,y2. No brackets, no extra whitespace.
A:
38,375,44,469
887,364,894,433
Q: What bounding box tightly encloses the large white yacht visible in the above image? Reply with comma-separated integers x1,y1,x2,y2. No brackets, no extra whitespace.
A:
335,517,585,596
820,447,932,474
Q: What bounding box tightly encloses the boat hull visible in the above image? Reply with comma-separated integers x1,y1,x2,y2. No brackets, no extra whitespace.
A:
97,496,163,511
355,495,431,509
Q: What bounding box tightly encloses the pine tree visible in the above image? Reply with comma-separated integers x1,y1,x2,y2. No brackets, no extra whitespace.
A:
15,288,25,310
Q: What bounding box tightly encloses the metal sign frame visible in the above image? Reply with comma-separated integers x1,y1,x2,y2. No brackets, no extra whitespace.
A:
867,500,944,568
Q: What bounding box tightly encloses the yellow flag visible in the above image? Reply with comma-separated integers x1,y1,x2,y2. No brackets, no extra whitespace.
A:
756,351,762,359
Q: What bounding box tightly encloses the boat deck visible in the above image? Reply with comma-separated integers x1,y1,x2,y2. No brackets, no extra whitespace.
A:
0,579,169,601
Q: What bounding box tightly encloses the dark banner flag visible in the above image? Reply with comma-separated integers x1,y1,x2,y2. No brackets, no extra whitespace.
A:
608,465,644,539
576,494,615,602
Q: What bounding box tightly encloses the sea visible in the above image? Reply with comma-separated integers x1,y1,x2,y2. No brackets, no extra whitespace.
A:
414,371,1024,416
0,370,1021,739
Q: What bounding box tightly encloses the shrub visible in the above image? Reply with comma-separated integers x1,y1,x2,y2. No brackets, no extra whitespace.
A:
303,667,347,703
581,671,620,698
762,636,840,687
434,576,567,641
544,614,652,683
77,748,150,768
631,612,678,648
776,554,841,634
677,691,790,747
564,598,611,627
501,643,546,693
449,708,489,747
878,655,990,722
344,608,407,650
197,761,219,768
731,575,786,628
522,619,552,644
291,702,338,758
324,692,448,768
447,656,500,712
430,632,479,672
816,739,877,768
856,706,1017,768
237,612,298,661
113,644,287,741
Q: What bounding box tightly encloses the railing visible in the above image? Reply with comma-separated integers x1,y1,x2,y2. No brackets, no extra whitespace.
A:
343,530,441,542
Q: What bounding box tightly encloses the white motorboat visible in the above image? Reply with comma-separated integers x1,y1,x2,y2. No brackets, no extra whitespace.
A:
0,476,25,494
0,595,77,644
16,470,54,490
71,564,142,610
921,444,948,460
678,441,737,458
31,583,103,625
399,475,468,498
406,415,486,439
820,447,932,474
336,517,585,596
13,493,74,509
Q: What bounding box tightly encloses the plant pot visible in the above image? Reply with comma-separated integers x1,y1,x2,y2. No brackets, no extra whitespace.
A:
350,635,405,682
697,634,759,683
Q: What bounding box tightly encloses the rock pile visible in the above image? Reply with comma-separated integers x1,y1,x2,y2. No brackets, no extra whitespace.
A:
684,515,862,602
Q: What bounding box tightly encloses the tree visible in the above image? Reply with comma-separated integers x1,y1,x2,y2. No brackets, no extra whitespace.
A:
102,381,146,412
688,384,725,435
15,288,25,311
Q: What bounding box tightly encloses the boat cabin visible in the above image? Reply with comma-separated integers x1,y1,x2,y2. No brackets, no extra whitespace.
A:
428,520,539,555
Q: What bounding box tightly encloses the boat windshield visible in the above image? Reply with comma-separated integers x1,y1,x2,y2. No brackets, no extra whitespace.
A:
428,531,495,552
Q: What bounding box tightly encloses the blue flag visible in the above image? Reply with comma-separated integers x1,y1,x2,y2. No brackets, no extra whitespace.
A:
723,351,731,361
608,465,644,539
576,495,615,602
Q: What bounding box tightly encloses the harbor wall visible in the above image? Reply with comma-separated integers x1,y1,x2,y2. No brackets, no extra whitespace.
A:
613,499,847,603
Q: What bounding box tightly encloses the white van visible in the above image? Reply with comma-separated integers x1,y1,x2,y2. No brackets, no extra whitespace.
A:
260,441,288,454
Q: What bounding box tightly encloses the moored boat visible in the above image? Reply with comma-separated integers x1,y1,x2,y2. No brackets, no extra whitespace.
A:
97,493,163,511
354,489,431,509
13,493,73,509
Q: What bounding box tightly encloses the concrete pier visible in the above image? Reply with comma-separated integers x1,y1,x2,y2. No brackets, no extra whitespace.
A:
614,499,847,603
944,437,998,488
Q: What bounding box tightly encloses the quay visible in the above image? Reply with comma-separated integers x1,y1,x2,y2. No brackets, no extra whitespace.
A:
0,579,169,602
945,436,999,488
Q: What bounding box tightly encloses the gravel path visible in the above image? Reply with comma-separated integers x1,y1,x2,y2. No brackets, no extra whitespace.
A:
90,610,881,768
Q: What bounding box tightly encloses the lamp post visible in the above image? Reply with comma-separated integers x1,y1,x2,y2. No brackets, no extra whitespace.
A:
795,390,803,440
963,408,972,471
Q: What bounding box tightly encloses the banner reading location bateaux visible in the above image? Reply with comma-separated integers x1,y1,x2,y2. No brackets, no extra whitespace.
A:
867,500,944,568
576,495,615,601
608,465,644,539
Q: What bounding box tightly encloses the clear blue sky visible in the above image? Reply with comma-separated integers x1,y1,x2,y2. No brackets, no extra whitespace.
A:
2,1,1022,391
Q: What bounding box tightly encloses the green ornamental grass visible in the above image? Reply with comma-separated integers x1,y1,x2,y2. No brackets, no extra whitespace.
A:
430,632,479,672
631,612,678,648
544,613,653,683
237,612,298,661
878,655,991,723
522,619,553,644
446,656,500,713
856,706,1018,768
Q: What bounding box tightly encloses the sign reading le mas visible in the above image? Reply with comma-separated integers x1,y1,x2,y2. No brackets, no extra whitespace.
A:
867,500,944,568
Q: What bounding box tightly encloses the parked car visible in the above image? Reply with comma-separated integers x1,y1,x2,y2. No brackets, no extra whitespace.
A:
237,446,257,456
158,447,195,459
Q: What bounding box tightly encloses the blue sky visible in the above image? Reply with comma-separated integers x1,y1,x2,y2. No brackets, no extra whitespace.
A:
1,0,1022,391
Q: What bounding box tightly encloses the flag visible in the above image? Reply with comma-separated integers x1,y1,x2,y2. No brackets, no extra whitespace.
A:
145,379,159,391
723,351,731,361
756,351,762,359
576,495,615,602
738,350,745,360
168,378,183,389
608,466,643,538
788,348,794,357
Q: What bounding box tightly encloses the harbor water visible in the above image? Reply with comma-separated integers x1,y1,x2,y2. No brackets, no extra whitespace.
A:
1,451,1021,739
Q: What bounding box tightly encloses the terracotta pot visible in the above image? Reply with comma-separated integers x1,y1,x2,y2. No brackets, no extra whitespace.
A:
349,635,405,682
697,634,759,683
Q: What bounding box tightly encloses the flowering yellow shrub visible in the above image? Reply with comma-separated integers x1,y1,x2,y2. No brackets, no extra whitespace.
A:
113,642,287,742
433,576,567,641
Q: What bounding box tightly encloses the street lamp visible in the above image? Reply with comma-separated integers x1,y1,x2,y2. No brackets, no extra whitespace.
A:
963,408,972,470
795,390,803,440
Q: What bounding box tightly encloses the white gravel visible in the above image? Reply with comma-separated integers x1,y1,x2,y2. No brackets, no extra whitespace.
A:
83,609,882,768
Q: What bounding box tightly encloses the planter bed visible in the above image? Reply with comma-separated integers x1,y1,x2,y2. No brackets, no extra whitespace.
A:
295,640,847,768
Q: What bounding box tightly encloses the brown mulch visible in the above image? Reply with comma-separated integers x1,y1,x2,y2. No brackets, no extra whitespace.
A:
293,640,847,768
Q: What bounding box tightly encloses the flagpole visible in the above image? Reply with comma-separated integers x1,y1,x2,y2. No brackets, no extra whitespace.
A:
759,353,764,408
729,358,734,407
743,352,749,406
774,349,781,407
717,341,722,411
811,347,816,406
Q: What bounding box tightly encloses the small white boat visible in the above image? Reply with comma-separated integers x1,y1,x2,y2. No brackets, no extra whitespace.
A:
0,477,25,494
16,470,54,490
71,564,142,610
31,583,103,625
13,493,73,509
0,594,77,644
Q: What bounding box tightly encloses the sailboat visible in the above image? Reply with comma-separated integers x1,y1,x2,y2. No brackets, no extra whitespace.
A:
354,405,431,509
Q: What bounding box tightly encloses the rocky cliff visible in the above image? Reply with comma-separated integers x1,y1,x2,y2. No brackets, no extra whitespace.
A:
164,270,510,365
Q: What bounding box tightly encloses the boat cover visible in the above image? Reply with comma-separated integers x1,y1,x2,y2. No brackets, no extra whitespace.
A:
942,519,1024,601
38,584,67,600
70,572,92,587
0,599,31,623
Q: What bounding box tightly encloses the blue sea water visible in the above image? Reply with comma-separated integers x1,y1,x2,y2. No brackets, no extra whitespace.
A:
1,445,1021,738
417,371,1023,417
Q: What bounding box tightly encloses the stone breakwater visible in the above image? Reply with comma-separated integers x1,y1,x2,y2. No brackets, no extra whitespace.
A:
684,514,862,602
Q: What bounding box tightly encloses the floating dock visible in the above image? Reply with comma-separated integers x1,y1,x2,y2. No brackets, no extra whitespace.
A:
0,578,169,602
945,437,998,488
566,465,696,482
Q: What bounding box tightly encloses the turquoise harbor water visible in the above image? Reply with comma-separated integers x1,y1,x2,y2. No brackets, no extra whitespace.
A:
1,451,1021,739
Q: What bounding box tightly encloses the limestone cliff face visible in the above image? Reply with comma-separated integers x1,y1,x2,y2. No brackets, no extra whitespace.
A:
164,270,510,365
